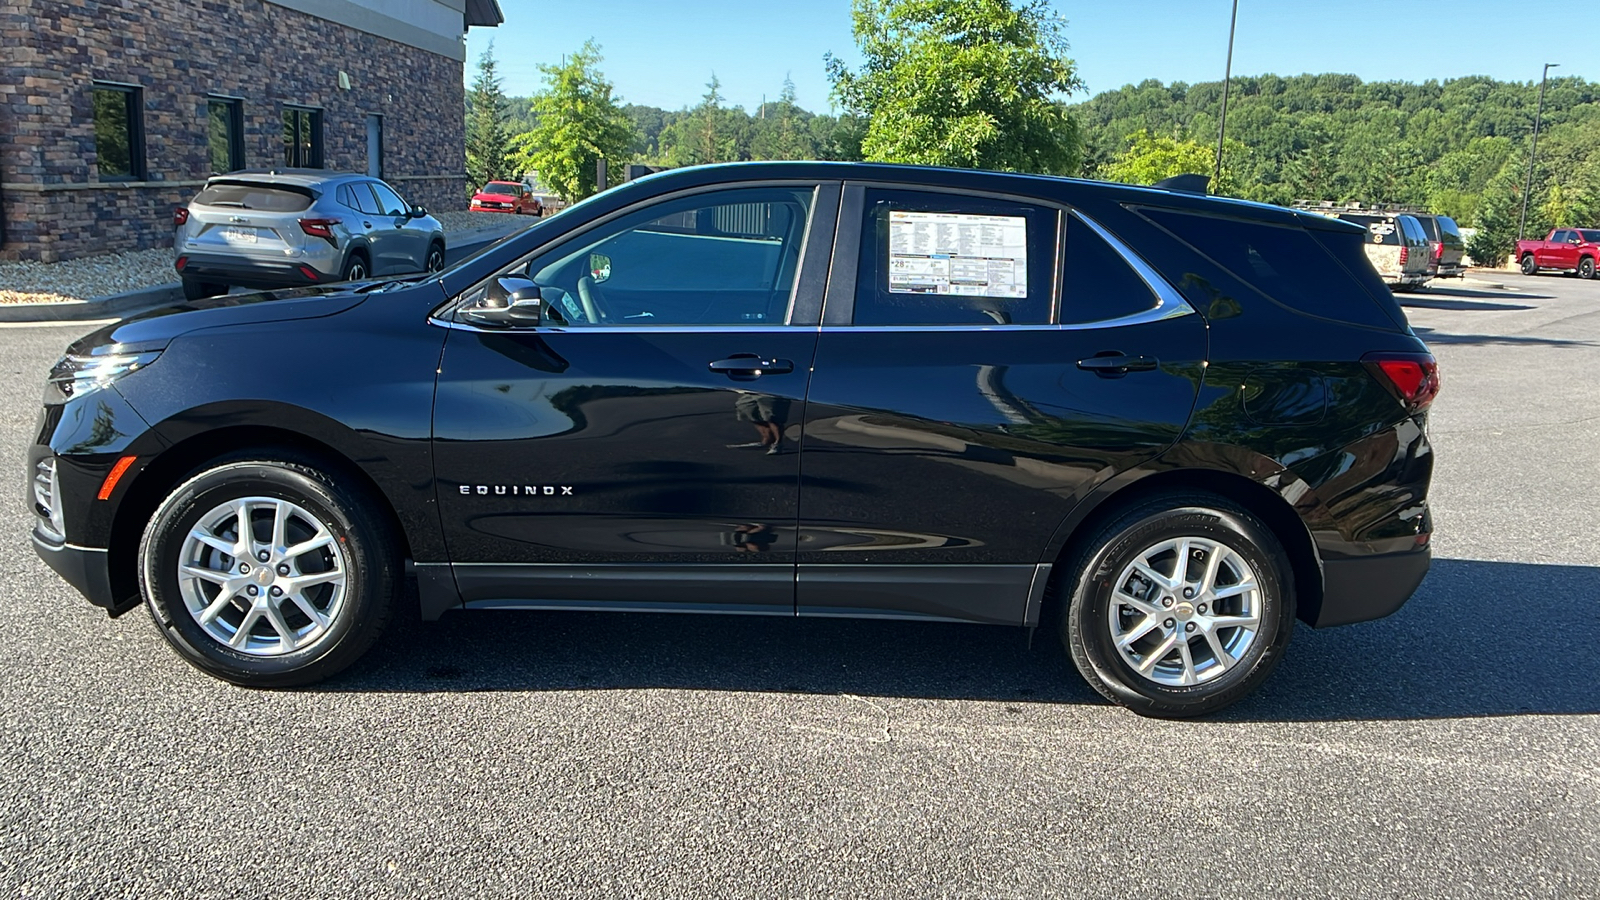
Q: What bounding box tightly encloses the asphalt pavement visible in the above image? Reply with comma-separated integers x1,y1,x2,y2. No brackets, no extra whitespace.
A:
0,272,1596,898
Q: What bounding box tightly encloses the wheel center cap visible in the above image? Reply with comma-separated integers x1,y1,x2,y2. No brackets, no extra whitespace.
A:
1174,601,1196,620
254,567,275,587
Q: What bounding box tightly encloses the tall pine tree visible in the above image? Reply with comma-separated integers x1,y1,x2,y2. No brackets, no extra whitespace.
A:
466,42,511,191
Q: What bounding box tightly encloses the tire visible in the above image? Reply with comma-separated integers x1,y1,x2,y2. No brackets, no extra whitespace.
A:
1521,254,1538,276
341,252,370,283
1580,257,1596,280
138,456,400,687
1059,492,1296,718
181,278,225,301
425,242,445,273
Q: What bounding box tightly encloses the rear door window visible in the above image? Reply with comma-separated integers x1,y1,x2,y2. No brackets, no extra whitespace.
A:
1141,207,1402,331
1060,216,1160,325
851,189,1056,326
1579,230,1600,243
192,182,313,212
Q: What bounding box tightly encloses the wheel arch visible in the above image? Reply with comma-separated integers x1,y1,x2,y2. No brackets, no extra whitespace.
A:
1039,465,1326,629
106,423,417,612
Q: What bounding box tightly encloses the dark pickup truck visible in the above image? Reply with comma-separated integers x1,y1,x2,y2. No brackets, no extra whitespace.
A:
1516,228,1600,279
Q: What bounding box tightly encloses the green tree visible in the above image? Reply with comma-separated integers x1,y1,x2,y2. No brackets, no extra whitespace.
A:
826,0,1083,174
465,42,512,190
512,40,638,202
1101,129,1244,195
660,75,749,166
751,76,819,160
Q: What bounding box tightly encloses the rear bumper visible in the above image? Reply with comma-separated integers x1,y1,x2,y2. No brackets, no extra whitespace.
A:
1314,543,1431,627
178,253,339,289
32,531,133,616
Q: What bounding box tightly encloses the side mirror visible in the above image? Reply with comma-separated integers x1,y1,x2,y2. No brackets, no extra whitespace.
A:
408,205,428,219
589,252,612,284
505,287,544,325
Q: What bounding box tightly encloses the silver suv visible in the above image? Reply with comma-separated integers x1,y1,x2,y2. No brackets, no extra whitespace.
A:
174,169,446,300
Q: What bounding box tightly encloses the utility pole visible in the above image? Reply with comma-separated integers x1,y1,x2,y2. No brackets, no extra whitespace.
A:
1213,0,1239,195
1518,62,1559,241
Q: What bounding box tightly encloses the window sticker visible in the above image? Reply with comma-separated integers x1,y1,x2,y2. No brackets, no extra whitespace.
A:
887,211,1028,299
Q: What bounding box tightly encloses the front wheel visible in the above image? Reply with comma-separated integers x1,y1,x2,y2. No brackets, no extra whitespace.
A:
425,243,445,273
139,457,399,687
1579,257,1596,280
1060,493,1296,718
1521,254,1538,276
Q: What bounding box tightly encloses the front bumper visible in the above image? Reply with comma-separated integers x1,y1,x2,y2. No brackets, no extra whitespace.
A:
1315,542,1432,627
32,531,134,616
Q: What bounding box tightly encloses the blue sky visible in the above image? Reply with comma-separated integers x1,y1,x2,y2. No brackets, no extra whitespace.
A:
471,0,1591,111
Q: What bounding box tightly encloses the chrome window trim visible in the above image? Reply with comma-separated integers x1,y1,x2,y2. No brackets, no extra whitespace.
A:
426,317,819,335
1069,211,1196,326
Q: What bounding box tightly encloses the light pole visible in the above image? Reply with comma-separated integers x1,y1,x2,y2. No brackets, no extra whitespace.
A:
1518,62,1559,241
1213,0,1239,195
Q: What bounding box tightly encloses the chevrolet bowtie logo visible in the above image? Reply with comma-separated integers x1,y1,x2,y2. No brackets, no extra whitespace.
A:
459,485,575,496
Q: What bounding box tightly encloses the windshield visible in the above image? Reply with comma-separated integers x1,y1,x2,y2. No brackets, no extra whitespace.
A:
481,182,521,195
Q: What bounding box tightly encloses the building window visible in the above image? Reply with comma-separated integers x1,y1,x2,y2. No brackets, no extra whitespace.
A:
282,105,323,168
207,97,245,173
93,83,144,181
366,115,384,178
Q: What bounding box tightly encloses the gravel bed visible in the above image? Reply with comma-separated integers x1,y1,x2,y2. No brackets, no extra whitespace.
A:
0,211,534,306
0,248,180,305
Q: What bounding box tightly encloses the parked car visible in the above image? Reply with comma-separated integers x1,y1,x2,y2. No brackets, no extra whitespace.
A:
471,181,543,216
1323,212,1433,291
173,170,446,301
32,162,1437,718
1515,228,1600,279
1410,213,1467,279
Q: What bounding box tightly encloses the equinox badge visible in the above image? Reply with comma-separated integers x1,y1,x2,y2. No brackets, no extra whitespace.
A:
460,484,575,496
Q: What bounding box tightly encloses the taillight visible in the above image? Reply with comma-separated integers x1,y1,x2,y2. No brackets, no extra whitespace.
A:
173,208,189,226
1399,246,1409,265
298,217,341,241
1433,241,1444,260
1364,352,1440,413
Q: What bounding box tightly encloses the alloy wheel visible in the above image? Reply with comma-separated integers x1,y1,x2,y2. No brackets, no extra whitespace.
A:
176,496,349,656
427,248,444,272
1107,536,1262,687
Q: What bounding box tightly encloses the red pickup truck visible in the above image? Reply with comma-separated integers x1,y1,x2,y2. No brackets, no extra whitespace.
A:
1516,228,1600,279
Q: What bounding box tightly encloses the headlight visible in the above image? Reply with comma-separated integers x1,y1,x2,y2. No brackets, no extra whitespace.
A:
46,350,161,401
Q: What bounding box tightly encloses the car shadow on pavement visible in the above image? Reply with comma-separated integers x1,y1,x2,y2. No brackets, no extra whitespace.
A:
1398,296,1536,312
1411,326,1595,348
338,558,1596,722
1408,284,1552,303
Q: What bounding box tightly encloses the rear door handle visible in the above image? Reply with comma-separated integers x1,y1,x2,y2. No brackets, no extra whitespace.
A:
1077,354,1159,376
709,356,795,377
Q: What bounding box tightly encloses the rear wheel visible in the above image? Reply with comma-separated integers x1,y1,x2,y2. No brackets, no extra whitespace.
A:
1580,257,1596,280
1521,254,1539,276
341,252,370,283
181,278,225,301
139,456,399,687
425,242,445,273
1060,492,1296,718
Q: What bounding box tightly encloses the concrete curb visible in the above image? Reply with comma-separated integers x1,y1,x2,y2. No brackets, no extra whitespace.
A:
0,222,533,325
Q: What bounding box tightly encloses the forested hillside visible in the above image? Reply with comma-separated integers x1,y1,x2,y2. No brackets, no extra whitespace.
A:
1074,74,1600,261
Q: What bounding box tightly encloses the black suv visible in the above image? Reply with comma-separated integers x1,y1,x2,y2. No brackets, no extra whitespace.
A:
29,163,1438,717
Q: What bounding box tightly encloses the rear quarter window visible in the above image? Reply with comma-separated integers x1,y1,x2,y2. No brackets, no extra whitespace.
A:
1140,207,1404,332
1340,215,1401,247
192,183,313,212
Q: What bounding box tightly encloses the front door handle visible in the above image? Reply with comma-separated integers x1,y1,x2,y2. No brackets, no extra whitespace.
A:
709,356,795,377
1077,354,1160,376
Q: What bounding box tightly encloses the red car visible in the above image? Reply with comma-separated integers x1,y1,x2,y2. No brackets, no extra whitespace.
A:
470,181,542,216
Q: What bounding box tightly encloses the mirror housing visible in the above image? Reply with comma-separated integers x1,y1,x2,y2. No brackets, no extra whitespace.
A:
408,205,428,219
505,287,544,325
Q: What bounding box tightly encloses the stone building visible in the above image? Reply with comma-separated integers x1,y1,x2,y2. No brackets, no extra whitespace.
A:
0,0,503,262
